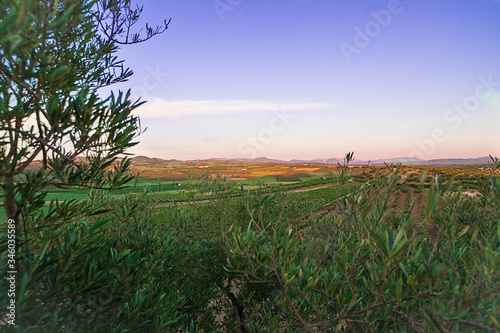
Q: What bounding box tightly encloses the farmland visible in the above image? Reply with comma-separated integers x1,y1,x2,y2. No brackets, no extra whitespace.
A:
10,157,498,208
1,157,496,223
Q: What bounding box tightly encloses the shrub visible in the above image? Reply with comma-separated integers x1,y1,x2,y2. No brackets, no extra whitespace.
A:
227,162,500,332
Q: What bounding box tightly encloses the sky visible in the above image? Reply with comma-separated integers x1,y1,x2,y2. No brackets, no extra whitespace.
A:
105,0,500,161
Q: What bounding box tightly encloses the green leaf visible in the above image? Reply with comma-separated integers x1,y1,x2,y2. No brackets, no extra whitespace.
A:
396,276,403,300
88,218,109,233
425,186,437,217
399,262,408,278
457,226,469,239
470,229,479,246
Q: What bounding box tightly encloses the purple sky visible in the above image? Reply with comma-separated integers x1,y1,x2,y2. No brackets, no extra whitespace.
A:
106,0,500,161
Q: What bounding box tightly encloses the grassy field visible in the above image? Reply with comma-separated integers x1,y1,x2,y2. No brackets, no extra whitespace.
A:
3,162,494,203
1,161,496,224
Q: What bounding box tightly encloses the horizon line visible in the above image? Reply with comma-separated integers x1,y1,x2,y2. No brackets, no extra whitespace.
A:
127,154,496,163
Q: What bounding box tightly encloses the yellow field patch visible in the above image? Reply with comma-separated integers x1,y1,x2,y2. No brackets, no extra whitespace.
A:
249,171,286,176
294,168,319,172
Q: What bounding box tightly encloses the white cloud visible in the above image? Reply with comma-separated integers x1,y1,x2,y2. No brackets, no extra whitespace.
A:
133,98,335,118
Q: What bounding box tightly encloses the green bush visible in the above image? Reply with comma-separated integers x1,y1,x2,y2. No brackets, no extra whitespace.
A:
0,191,194,332
227,162,500,332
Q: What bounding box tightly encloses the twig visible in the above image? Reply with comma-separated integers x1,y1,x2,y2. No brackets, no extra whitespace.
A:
458,320,498,332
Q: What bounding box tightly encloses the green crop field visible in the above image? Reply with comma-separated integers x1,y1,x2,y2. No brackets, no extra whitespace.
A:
0,172,334,216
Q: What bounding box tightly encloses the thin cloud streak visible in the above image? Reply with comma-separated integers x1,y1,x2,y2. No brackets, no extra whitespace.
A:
134,98,336,118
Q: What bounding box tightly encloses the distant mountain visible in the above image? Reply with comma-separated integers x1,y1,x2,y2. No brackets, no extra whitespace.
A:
307,158,346,164
234,157,288,163
129,155,494,166
287,159,308,164
371,157,425,165
131,156,178,166
424,156,493,165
